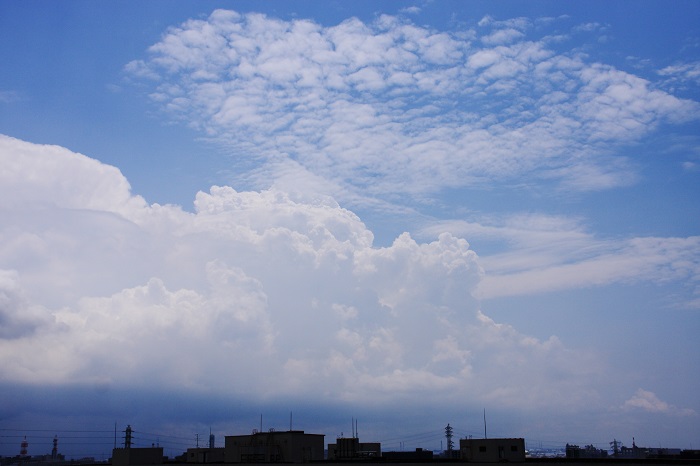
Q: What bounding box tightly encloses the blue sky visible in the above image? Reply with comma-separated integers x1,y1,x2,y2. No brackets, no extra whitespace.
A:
1,0,699,459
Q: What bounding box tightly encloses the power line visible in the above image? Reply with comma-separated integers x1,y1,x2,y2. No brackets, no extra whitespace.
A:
132,431,194,442
0,429,113,433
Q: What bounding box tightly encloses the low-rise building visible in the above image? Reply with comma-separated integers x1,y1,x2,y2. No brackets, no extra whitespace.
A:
382,448,433,461
183,447,225,463
327,437,381,459
111,447,164,466
565,443,608,458
224,430,324,463
619,445,682,459
459,438,526,463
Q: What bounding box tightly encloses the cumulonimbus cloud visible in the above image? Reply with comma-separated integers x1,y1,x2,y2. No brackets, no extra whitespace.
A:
0,134,600,409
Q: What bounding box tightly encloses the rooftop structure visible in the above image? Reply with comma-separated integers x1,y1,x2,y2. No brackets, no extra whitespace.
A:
111,447,164,466
327,437,381,460
224,430,324,463
181,447,225,464
459,438,526,463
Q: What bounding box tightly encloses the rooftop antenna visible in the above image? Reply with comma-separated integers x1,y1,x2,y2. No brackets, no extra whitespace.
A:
483,409,487,439
260,414,263,434
356,419,358,439
290,412,293,431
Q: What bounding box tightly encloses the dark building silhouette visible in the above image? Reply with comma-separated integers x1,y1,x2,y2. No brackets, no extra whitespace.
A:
327,437,381,460
382,448,433,461
182,447,224,464
566,443,608,458
111,447,164,466
224,430,324,463
459,438,526,463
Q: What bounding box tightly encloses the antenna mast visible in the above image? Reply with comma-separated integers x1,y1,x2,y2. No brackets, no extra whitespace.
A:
483,409,487,439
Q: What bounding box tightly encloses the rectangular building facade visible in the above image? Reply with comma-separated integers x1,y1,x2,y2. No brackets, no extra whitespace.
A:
327,438,381,459
112,447,164,466
224,431,324,463
184,447,225,463
459,438,525,463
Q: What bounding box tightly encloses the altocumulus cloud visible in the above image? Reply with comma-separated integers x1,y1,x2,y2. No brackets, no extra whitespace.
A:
0,134,600,410
126,10,699,200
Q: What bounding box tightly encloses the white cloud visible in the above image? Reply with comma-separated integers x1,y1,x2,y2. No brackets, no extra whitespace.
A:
0,90,22,103
576,64,698,138
573,22,607,34
0,135,603,410
682,160,699,172
126,10,700,201
399,6,421,16
659,61,700,86
622,389,696,416
0,270,53,339
421,214,700,306
0,135,147,215
481,28,525,46
480,236,700,300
